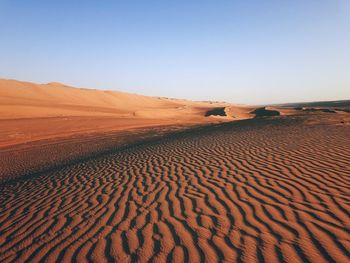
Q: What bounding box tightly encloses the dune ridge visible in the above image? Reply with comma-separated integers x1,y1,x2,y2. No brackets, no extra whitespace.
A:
0,78,255,183
0,79,254,149
0,79,253,121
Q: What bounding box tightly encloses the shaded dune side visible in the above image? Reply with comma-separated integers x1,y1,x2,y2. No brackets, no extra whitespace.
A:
0,118,350,263
251,107,280,117
205,107,227,117
294,108,337,113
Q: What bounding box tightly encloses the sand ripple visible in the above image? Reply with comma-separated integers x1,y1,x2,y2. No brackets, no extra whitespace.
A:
0,118,349,263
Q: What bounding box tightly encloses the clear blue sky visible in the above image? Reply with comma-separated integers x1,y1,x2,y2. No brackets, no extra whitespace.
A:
0,1,349,104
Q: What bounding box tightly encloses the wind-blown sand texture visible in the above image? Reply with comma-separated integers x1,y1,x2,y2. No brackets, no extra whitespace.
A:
0,79,254,182
1,114,349,262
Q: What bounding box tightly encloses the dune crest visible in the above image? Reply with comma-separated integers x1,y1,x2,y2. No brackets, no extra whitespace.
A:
0,79,255,147
0,79,253,120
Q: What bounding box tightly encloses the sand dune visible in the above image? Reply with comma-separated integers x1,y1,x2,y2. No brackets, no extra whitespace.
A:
0,79,177,118
1,115,350,262
278,100,350,110
1,79,349,262
0,79,252,121
0,79,253,147
0,79,254,182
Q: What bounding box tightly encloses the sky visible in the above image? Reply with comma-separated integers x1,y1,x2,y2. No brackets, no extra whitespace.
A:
0,0,349,104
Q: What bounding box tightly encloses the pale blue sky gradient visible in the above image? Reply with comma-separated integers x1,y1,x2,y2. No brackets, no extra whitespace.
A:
0,0,349,104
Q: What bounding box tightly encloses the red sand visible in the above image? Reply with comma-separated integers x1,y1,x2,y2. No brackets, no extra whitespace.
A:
0,79,350,262
0,79,255,183
0,79,253,148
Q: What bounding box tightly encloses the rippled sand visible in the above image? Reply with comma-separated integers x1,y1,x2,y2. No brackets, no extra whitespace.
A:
1,116,349,263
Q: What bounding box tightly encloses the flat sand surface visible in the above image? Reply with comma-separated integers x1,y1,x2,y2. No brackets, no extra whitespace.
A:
1,114,349,263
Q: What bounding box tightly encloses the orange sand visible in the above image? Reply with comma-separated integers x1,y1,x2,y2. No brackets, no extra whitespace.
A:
0,79,349,263
0,79,253,148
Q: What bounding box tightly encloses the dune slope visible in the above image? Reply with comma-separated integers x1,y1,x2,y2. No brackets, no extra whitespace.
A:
0,78,252,121
0,79,253,148
0,79,256,182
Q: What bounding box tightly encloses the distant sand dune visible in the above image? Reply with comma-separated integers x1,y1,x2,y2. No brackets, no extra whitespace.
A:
0,79,254,149
0,79,252,120
1,117,349,262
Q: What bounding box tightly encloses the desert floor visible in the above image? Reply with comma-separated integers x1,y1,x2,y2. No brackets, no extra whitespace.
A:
1,112,349,263
0,79,254,183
